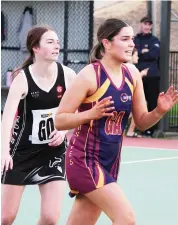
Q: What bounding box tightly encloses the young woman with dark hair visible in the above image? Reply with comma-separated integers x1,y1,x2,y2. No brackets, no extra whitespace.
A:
55,19,178,225
1,25,76,225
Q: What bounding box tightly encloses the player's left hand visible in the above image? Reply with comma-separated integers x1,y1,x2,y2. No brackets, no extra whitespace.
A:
48,129,65,146
156,86,178,114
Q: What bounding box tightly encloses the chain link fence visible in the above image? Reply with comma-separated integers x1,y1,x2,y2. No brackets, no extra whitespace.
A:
1,1,93,110
169,51,178,130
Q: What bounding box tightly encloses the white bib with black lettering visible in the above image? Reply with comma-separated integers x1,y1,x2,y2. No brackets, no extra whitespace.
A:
31,107,57,144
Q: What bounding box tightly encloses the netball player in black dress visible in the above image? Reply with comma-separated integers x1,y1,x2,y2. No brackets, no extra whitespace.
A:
1,25,76,225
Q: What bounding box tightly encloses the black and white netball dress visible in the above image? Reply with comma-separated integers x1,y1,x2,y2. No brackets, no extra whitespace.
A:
2,62,67,185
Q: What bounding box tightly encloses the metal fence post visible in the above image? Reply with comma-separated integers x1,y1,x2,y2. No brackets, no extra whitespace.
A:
147,0,152,18
158,1,171,132
88,0,94,51
63,1,69,66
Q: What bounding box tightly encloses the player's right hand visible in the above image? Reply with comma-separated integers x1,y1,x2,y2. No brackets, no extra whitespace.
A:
88,96,115,120
1,152,13,174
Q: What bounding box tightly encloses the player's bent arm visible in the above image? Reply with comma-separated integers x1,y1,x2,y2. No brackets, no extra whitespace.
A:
55,65,96,130
60,65,77,135
1,72,28,153
128,64,164,131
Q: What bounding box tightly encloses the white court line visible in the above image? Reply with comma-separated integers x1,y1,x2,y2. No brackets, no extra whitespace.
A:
121,156,178,164
123,146,178,151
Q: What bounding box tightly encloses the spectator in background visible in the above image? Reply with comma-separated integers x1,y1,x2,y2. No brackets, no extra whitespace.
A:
134,16,160,137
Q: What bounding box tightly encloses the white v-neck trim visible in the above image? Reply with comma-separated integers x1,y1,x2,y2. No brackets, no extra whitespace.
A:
29,65,58,93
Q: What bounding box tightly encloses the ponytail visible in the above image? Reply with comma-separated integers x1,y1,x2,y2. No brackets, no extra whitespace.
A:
12,55,33,80
22,54,34,68
88,43,104,64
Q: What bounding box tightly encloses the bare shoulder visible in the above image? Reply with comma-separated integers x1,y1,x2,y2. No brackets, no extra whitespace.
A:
13,70,27,85
123,63,141,81
64,64,97,95
74,64,96,84
10,70,28,96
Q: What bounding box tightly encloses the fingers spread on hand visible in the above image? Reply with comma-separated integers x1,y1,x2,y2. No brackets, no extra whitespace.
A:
105,106,115,112
172,90,178,99
49,137,62,146
100,102,115,115
104,112,114,117
100,101,114,109
49,133,58,143
166,86,174,96
173,93,178,103
49,129,57,139
50,140,59,146
48,131,65,146
99,96,112,105
159,92,164,97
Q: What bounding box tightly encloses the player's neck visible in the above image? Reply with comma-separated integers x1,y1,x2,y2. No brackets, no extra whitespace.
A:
31,61,56,78
127,58,133,64
101,56,122,76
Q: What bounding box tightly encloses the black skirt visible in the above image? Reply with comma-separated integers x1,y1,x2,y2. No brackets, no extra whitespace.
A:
1,143,66,185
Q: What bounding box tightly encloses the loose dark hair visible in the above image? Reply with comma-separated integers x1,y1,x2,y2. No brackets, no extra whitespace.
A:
12,24,54,79
89,18,129,63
